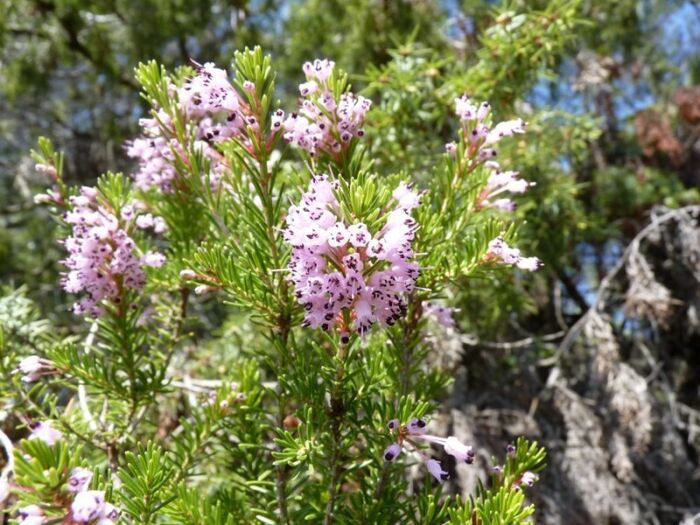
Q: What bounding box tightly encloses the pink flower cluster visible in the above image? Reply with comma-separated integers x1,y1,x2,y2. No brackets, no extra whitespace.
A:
180,62,270,149
180,62,242,116
17,356,58,383
68,469,119,525
61,187,164,316
128,61,277,193
284,175,419,335
477,162,534,212
126,114,180,192
17,468,118,525
446,95,529,208
127,110,230,193
383,418,475,482
422,301,456,329
283,59,371,158
485,235,541,271
445,95,541,271
452,95,526,153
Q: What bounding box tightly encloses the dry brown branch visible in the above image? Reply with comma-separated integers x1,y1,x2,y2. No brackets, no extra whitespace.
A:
558,205,700,355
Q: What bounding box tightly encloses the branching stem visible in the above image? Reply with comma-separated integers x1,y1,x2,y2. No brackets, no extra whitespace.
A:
78,321,99,432
323,343,346,525
376,297,422,500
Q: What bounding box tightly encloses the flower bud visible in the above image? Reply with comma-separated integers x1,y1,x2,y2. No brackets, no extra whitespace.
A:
67,467,93,492
179,269,197,280
520,471,538,487
29,421,62,445
18,505,45,525
71,490,105,522
283,414,301,430
383,443,401,462
194,284,216,296
34,163,57,178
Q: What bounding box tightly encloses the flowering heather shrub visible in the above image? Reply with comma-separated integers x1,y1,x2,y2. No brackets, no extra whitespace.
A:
1,48,546,524
283,59,371,159
285,175,419,335
60,187,164,317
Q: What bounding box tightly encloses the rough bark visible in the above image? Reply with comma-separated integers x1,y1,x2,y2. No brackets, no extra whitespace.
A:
431,206,700,524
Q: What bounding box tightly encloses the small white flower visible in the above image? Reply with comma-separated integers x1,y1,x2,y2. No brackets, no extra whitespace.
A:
443,436,475,463
520,471,539,487
29,421,63,445
71,490,105,523
426,459,449,482
18,504,45,525
383,443,402,462
68,467,93,492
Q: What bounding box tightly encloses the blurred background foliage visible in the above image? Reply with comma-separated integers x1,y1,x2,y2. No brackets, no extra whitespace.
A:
1,0,699,338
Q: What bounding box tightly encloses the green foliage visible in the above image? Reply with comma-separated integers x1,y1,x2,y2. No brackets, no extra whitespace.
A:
13,439,80,496
362,45,451,175
464,0,584,102
474,486,532,525
590,165,700,227
119,444,175,524
31,137,65,181
0,286,56,351
11,438,115,522
2,33,558,523
164,487,236,525
279,0,446,85
448,438,546,525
